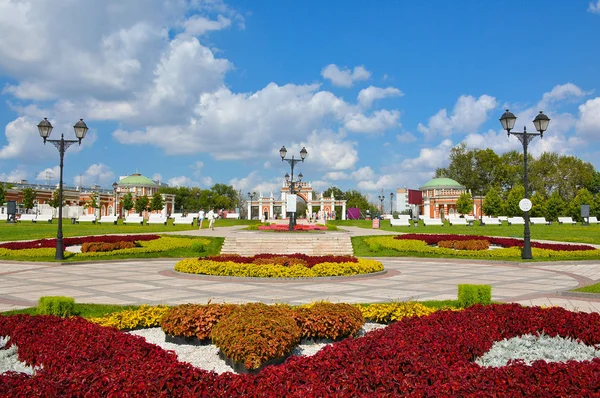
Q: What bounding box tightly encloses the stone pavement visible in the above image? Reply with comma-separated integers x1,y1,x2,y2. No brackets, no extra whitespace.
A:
0,226,599,313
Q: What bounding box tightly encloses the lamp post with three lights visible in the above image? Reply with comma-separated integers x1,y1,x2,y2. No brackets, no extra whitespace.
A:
499,109,550,259
37,117,89,260
247,191,257,220
280,146,308,231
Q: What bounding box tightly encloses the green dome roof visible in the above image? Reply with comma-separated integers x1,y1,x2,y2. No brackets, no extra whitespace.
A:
419,177,465,190
119,173,157,186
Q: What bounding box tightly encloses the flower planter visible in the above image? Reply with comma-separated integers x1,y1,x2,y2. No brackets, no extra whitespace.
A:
164,334,211,346
217,349,290,374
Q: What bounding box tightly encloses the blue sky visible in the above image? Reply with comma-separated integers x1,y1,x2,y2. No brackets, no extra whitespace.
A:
1,1,599,201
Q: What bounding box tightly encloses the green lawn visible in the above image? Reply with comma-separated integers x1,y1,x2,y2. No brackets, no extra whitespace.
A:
331,220,600,245
572,282,600,294
0,219,260,242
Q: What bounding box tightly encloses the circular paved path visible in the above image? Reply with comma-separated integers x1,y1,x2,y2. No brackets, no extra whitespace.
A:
1,226,599,313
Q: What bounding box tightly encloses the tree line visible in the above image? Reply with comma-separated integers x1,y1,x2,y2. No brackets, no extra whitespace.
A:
437,144,600,221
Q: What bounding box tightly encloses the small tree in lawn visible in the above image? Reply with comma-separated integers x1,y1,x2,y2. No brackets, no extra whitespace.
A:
121,192,135,214
569,188,594,222
0,183,5,205
150,192,165,213
22,188,36,212
482,186,503,217
504,185,525,217
135,195,150,216
50,189,63,210
455,192,473,217
84,192,98,213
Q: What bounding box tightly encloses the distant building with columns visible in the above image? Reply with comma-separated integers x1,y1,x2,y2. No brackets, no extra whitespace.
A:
420,177,468,219
247,180,347,220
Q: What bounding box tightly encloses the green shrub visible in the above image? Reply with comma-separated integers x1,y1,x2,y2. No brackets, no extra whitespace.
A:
37,296,75,317
457,284,492,308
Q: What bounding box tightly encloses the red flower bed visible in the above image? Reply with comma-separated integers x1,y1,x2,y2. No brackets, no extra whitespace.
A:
258,224,327,231
396,233,596,251
0,235,160,251
1,305,599,396
206,253,358,268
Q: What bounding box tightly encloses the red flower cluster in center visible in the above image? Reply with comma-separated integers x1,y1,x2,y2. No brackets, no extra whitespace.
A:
0,235,160,251
396,233,596,251
206,253,358,268
258,224,327,231
1,304,598,396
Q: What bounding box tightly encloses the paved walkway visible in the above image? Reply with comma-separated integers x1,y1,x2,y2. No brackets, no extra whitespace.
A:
1,226,599,313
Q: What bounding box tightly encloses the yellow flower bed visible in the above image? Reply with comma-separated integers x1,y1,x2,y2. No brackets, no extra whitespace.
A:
88,305,170,330
0,248,56,257
358,302,438,323
174,258,384,278
74,237,209,257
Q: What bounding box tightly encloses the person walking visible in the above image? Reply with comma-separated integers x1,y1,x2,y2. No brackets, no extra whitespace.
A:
207,208,215,231
197,208,205,229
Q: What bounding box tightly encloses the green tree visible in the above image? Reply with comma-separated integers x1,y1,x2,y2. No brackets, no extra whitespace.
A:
482,186,503,217
497,150,524,191
344,190,371,214
22,188,36,210
504,185,525,217
50,189,63,209
150,192,165,212
529,191,546,218
594,194,600,218
84,192,98,211
544,190,564,222
0,183,5,204
455,192,473,216
435,143,476,192
586,171,600,195
121,192,135,212
323,186,346,200
569,188,594,222
135,195,150,215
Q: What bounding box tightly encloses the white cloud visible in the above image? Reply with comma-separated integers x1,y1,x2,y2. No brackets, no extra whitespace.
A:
0,167,28,183
321,64,371,87
190,161,205,176
396,132,417,143
417,95,497,139
588,1,600,13
323,171,349,181
152,173,163,183
540,83,587,107
357,86,403,108
201,176,214,187
576,97,600,136
167,175,197,187
181,15,232,36
74,163,115,187
344,110,401,133
35,166,59,183
400,139,454,171
351,166,376,181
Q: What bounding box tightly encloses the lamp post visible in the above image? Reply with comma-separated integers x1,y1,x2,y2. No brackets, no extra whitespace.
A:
247,191,257,220
500,109,550,259
38,117,88,260
389,192,394,215
280,145,308,230
112,182,118,217
378,190,385,216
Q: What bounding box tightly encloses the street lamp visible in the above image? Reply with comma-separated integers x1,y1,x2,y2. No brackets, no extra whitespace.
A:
389,192,394,215
112,182,118,217
38,117,88,260
247,191,257,220
378,191,385,216
500,109,550,259
280,145,308,230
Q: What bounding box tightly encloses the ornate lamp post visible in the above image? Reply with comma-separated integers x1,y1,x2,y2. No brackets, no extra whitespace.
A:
38,117,89,260
378,190,385,216
112,182,119,217
499,109,550,259
280,146,308,230
389,192,394,215
247,191,257,220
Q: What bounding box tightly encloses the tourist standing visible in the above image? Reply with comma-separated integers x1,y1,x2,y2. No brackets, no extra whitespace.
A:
197,209,205,229
207,208,215,230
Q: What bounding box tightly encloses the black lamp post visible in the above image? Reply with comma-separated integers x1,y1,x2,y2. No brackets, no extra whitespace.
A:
389,192,394,214
38,117,88,260
247,191,257,220
280,145,308,230
378,191,385,216
499,109,550,259
112,182,118,217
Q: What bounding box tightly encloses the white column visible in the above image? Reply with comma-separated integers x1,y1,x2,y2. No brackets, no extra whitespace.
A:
247,202,251,220
342,202,346,220
269,198,274,219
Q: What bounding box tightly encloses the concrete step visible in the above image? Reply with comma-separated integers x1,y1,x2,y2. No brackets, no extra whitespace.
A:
220,233,353,256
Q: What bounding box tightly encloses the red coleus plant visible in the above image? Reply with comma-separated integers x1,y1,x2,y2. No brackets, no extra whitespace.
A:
0,235,160,251
396,233,596,251
1,304,599,396
206,253,358,268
